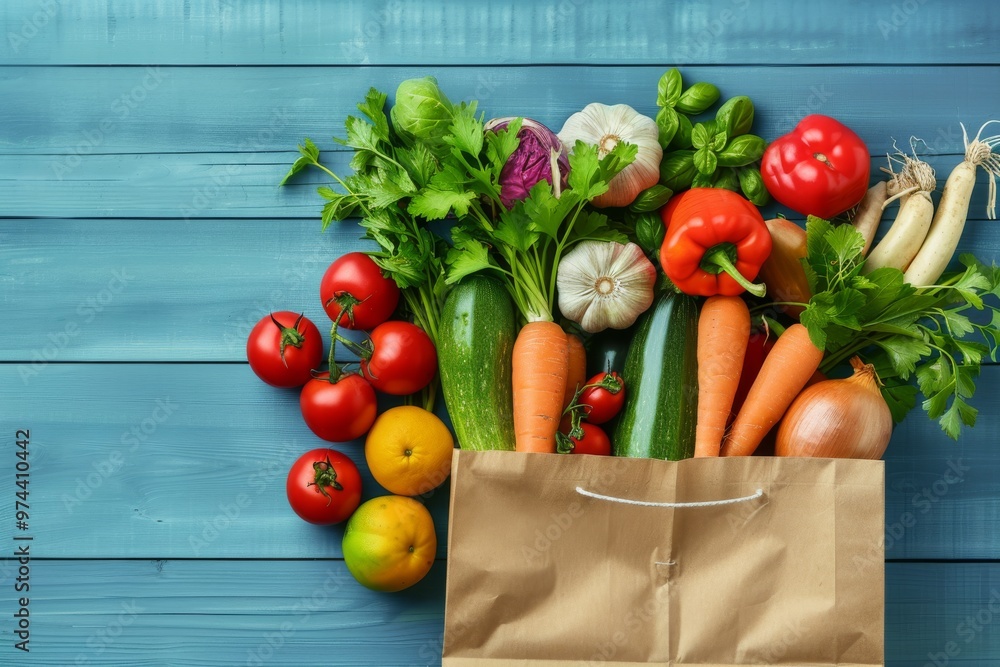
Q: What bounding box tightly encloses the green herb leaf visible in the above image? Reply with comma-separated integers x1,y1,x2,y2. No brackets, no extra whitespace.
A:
712,168,741,192
717,134,766,167
709,129,728,152
737,166,769,205
634,211,665,255
445,237,496,285
659,150,697,191
676,82,721,114
657,68,683,108
629,184,674,213
668,114,694,150
876,335,932,379
656,106,680,149
691,123,710,150
715,96,755,137
693,147,718,175
357,88,391,142
279,138,321,186
408,189,478,220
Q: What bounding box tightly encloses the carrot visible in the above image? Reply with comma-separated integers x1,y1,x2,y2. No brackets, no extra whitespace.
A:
563,334,587,409
694,296,750,458
720,323,824,457
512,321,570,453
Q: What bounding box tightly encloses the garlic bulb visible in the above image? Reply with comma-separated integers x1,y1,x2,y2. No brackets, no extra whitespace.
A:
557,241,657,333
557,103,663,208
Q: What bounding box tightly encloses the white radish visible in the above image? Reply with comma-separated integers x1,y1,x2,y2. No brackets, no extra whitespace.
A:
863,154,936,273
904,121,1000,286
851,181,888,256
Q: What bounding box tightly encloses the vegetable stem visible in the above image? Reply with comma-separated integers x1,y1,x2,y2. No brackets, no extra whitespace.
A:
701,245,767,297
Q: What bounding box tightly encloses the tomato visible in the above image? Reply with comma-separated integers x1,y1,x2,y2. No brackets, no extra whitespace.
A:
286,448,362,525
360,321,437,395
566,422,611,456
246,312,324,388
300,372,378,442
578,372,626,424
320,252,400,330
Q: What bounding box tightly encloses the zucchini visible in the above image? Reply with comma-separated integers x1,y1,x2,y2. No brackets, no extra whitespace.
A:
585,325,636,378
613,290,698,460
438,276,516,451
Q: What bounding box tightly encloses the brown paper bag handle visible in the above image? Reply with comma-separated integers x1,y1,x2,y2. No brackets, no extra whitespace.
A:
575,486,764,508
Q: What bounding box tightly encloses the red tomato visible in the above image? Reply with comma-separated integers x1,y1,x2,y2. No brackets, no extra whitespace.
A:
286,448,362,525
579,372,626,424
567,423,611,456
300,372,377,442
320,253,400,330
360,321,437,395
246,312,324,388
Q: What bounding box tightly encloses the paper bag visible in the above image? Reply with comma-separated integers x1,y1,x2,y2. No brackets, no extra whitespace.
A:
443,451,884,666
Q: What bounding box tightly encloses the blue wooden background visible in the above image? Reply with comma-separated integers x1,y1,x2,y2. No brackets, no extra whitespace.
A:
3,1,1000,665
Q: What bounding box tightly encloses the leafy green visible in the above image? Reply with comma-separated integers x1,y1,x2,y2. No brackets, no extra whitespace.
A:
792,217,1000,439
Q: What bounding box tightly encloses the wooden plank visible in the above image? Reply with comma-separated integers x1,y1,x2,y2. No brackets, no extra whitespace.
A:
1,65,996,156
0,559,997,664
4,149,1000,220
0,363,451,559
1,362,999,560
2,0,996,66
3,215,998,363
0,558,446,665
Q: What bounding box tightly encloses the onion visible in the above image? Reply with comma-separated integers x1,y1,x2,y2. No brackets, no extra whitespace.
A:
775,356,892,459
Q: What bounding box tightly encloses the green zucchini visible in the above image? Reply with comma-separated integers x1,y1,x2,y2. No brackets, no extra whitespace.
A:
438,276,516,451
585,325,636,378
613,290,698,460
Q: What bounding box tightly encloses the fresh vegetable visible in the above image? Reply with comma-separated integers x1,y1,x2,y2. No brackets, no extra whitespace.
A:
561,422,612,456
585,325,634,377
358,321,438,396
613,290,699,460
556,241,657,333
320,252,400,331
794,216,1000,439
721,323,824,457
776,356,892,459
564,333,587,409
578,372,626,424
512,321,570,453
851,182,888,256
659,188,772,297
484,117,570,209
694,296,750,457
654,69,769,204
389,76,455,154
904,121,1000,286
757,217,810,317
730,326,776,421
437,276,516,452
286,449,362,525
246,312,324,388
299,371,377,442
342,495,437,592
864,152,936,274
557,103,662,208
761,114,871,219
365,405,454,496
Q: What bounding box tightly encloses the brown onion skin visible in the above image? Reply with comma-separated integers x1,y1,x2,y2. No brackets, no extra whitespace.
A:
775,362,892,459
759,218,811,318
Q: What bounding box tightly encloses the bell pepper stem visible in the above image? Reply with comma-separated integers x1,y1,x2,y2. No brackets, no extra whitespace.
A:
701,246,767,298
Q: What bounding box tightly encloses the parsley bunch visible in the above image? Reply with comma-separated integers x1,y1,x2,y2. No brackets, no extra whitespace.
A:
792,216,1000,439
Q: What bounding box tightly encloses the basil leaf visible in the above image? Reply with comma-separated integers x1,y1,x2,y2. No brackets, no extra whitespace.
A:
693,147,718,175
716,96,755,137
691,122,710,150
709,129,728,152
668,114,694,150
675,82,721,115
717,134,767,167
713,167,741,192
657,68,683,108
656,106,680,149
738,166,770,206
634,211,666,255
629,184,674,213
692,170,717,188
659,150,697,191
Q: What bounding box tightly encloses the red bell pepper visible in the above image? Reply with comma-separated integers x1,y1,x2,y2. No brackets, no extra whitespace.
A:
659,188,772,297
760,114,871,219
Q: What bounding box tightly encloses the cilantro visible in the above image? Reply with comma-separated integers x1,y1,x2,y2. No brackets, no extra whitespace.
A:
790,216,1000,440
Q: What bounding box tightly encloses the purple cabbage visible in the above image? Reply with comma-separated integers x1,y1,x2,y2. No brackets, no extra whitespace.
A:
484,117,570,209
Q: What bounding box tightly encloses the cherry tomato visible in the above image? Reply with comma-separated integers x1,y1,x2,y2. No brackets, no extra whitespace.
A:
579,372,626,424
360,321,437,395
286,448,362,525
566,422,611,456
320,252,400,330
246,312,324,388
300,372,377,442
